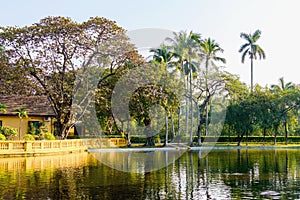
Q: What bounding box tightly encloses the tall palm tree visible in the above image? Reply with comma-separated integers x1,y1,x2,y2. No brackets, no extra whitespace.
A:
15,108,28,140
166,31,201,146
200,38,226,136
239,29,266,91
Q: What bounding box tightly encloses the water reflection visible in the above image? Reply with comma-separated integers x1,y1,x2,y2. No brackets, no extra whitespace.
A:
90,149,185,173
0,149,300,199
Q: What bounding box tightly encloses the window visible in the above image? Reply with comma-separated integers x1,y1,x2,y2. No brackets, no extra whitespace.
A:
28,121,46,135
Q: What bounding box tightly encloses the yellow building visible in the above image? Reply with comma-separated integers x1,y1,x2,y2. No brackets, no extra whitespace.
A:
0,96,56,140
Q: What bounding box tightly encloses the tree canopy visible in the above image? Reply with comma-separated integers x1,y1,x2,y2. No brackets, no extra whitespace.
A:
0,16,142,138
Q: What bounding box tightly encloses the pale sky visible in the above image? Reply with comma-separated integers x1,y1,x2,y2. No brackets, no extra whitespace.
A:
1,0,300,87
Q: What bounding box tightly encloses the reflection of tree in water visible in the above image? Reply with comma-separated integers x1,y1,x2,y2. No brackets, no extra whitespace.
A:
0,150,300,199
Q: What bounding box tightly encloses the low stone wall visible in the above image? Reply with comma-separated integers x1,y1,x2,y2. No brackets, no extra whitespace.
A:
0,138,128,156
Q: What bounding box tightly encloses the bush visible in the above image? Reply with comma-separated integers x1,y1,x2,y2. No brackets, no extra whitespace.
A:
130,136,146,143
66,135,80,139
0,133,6,140
41,133,55,140
23,134,35,141
0,126,17,139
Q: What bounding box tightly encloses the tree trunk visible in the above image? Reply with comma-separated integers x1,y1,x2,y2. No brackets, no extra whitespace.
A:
251,56,253,91
171,114,175,140
19,119,22,140
263,128,266,145
164,115,168,146
197,122,202,146
126,122,131,147
59,125,68,139
274,130,277,145
144,119,155,147
284,120,288,145
197,107,204,146
205,101,209,136
237,134,244,146
144,136,155,146
205,59,209,136
228,126,230,145
246,130,248,146
189,71,193,146
177,107,181,137
185,75,189,138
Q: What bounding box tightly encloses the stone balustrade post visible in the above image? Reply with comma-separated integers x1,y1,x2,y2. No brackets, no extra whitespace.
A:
24,141,32,152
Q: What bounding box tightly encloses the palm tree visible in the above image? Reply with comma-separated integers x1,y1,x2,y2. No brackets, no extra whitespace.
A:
200,38,226,136
150,45,175,146
239,29,266,91
271,77,295,144
271,77,295,92
166,31,201,146
15,108,28,140
0,103,6,113
150,45,174,64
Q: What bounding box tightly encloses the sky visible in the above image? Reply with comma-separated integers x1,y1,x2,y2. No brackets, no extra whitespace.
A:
1,0,300,87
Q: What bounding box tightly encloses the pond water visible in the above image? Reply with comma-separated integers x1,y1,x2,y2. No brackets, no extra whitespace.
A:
0,149,300,199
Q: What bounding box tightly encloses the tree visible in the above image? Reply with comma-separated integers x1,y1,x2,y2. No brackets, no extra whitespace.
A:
223,77,252,146
0,16,140,139
199,38,226,136
0,103,6,113
225,94,255,146
150,45,176,146
15,108,28,140
239,29,266,91
150,45,175,64
271,77,295,92
271,77,298,144
166,31,201,146
0,45,41,95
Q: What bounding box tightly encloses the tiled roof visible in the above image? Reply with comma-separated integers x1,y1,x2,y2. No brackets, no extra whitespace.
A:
0,96,56,116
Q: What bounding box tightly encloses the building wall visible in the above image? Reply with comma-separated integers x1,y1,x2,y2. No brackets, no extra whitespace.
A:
0,115,53,140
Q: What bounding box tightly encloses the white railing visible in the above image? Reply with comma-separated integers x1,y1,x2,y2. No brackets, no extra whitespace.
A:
0,138,128,155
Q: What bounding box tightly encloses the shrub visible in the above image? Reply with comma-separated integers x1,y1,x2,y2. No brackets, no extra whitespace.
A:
0,133,6,141
41,133,55,140
0,126,17,139
23,134,35,141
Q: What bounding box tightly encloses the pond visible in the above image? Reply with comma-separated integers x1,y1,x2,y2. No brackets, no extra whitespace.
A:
0,148,300,199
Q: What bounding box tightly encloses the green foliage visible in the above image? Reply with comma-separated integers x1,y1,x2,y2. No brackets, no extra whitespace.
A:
0,103,6,113
224,81,300,145
41,133,55,140
2,16,299,147
0,126,17,139
0,16,142,139
27,121,47,135
239,29,265,91
23,134,35,141
15,107,28,119
239,29,266,63
27,122,36,135
0,133,6,140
